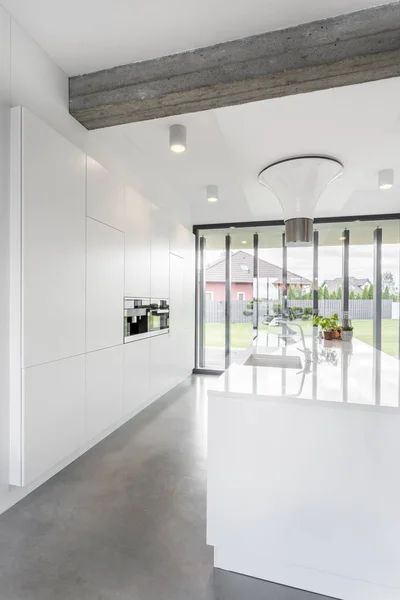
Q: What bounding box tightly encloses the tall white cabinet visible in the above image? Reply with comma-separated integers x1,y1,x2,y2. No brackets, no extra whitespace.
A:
86,157,125,232
10,107,86,486
86,218,124,352
151,204,170,298
125,186,151,297
9,106,195,494
16,107,86,369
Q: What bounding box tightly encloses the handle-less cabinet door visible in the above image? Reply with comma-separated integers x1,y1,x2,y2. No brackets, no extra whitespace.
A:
149,333,171,400
150,204,170,299
86,345,124,441
17,108,86,368
86,157,125,232
123,338,150,416
125,186,151,297
86,218,124,352
21,355,86,486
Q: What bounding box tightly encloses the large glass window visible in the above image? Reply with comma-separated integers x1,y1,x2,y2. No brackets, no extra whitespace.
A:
195,218,400,372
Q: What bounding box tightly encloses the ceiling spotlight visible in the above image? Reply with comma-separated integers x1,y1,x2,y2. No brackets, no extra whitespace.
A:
339,236,346,241
169,124,186,153
241,240,247,244
379,169,394,190
207,185,218,203
230,226,236,229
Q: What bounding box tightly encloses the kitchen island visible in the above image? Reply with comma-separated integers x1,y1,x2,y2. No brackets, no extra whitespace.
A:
207,335,400,600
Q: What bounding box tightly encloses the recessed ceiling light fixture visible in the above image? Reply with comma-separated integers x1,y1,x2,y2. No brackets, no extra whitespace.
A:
241,240,247,244
207,185,218,203
169,124,186,153
379,169,394,190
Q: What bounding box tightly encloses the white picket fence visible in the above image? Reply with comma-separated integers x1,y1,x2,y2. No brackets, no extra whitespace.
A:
205,299,393,324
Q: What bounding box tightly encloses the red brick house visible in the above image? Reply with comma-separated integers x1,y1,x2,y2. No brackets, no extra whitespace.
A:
206,251,311,301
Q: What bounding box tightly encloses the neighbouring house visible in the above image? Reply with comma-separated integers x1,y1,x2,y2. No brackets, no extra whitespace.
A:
206,250,312,301
321,277,372,296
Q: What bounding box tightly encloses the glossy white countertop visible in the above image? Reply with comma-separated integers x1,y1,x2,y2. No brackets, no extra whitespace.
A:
209,334,400,410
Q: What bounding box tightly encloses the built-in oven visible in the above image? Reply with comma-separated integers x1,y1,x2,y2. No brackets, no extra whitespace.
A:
149,299,170,334
124,297,170,343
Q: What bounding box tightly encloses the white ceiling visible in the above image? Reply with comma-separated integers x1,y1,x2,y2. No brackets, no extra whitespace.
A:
120,76,400,226
2,0,396,76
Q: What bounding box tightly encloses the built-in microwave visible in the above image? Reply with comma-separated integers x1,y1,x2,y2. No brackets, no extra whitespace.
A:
124,297,170,343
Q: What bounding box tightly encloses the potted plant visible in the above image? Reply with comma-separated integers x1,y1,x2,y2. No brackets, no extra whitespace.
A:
312,313,340,340
341,320,354,342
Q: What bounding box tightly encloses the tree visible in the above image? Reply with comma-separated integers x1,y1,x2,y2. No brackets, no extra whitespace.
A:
318,286,323,300
288,286,296,300
323,286,329,300
382,272,396,296
382,285,391,299
362,285,369,300
356,293,362,300
368,283,374,299
337,286,343,300
349,290,355,300
330,290,337,300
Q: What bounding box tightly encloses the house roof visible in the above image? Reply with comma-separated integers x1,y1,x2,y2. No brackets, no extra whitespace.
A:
321,277,371,295
206,251,311,285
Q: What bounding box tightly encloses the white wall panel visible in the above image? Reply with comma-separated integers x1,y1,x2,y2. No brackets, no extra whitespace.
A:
125,186,151,297
86,157,125,232
21,108,86,368
86,345,124,441
86,218,124,352
151,204,170,299
10,20,86,149
123,339,151,416
23,355,85,486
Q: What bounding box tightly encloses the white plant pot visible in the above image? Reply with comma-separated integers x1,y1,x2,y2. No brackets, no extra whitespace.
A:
341,330,353,342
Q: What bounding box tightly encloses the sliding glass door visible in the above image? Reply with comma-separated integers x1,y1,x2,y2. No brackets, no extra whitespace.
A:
195,217,400,372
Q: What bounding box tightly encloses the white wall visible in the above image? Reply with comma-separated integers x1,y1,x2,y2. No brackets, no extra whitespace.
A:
0,9,195,513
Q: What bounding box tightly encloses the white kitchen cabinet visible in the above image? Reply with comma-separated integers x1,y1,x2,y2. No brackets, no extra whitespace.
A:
149,333,171,399
150,204,170,299
86,156,125,232
86,345,124,441
86,218,124,352
21,355,86,486
123,338,151,416
169,253,184,332
12,107,86,368
170,222,189,259
124,186,151,297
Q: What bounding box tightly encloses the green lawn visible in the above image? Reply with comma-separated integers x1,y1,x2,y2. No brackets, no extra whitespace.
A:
205,319,399,357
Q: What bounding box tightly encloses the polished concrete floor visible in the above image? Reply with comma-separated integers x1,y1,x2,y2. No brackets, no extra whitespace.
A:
0,376,336,600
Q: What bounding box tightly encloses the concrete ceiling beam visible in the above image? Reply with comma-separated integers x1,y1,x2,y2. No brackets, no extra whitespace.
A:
69,2,400,130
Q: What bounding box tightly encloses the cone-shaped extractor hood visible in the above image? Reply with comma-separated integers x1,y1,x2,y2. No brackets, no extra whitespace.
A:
258,156,344,246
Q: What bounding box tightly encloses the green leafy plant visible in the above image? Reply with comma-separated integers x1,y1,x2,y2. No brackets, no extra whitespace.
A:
312,313,340,332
